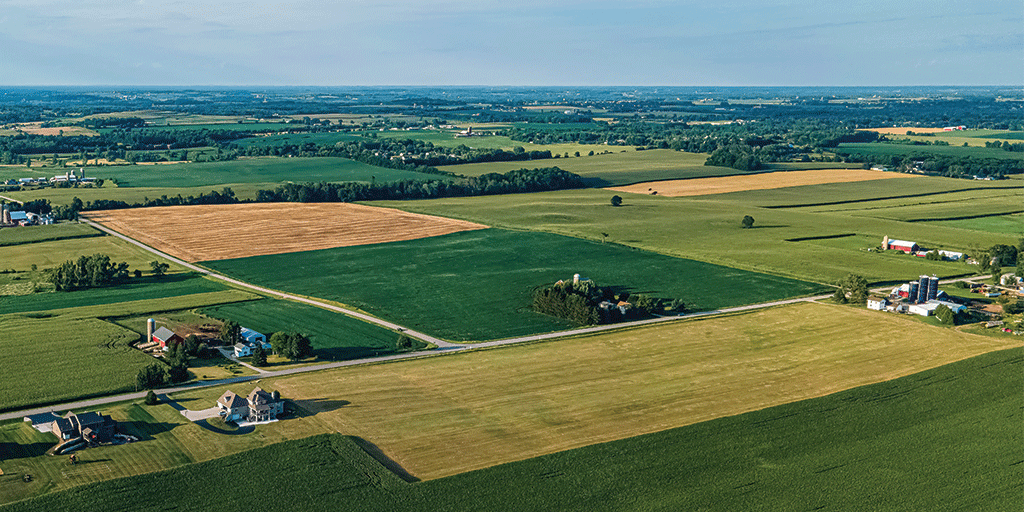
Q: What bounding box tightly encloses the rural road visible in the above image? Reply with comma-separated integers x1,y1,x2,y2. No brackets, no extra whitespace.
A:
2,216,920,422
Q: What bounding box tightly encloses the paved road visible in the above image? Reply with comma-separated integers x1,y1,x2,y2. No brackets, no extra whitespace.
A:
0,216,896,422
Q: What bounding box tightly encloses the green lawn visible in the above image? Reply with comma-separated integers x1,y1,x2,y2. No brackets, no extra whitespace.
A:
440,149,749,186
372,188,1013,284
0,274,229,315
202,229,826,341
201,299,413,360
5,347,1019,511
0,224,102,247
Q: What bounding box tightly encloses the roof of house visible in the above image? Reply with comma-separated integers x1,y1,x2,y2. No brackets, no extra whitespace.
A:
248,387,274,405
234,343,250,350
218,390,247,409
74,411,104,427
240,327,264,340
152,326,178,342
52,417,75,434
867,296,888,302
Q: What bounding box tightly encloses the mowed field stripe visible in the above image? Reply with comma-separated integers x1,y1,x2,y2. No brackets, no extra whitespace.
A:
81,202,489,262
608,169,920,197
251,301,1021,481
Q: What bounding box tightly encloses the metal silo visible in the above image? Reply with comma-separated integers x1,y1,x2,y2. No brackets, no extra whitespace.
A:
928,275,939,301
917,275,929,303
908,281,919,300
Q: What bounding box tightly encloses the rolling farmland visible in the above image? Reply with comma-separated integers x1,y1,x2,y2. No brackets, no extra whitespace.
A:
203,229,826,341
27,157,442,188
82,203,488,261
0,224,102,247
373,187,1013,283
607,168,918,197
10,347,1020,511
440,149,745,186
0,233,181,273
0,273,229,315
231,302,1018,481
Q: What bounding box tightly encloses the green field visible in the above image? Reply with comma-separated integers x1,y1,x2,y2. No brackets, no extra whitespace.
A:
836,142,1024,160
65,157,440,188
1,183,274,207
95,122,293,134
5,347,1019,511
0,233,180,274
931,213,1024,235
0,317,153,411
231,131,363,147
440,149,751,186
0,274,229,315
202,229,826,341
373,187,1014,284
370,130,623,157
0,224,102,247
201,299,412,360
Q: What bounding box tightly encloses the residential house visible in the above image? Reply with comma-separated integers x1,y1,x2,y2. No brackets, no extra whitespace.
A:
51,411,117,442
867,296,889,311
233,343,253,358
217,387,284,423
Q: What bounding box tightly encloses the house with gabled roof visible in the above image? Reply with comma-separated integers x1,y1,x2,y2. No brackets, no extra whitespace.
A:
217,390,250,422
217,387,284,423
50,411,117,442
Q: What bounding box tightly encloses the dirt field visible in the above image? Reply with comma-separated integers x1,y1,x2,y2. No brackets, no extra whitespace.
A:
14,122,99,137
608,169,919,197
82,203,489,262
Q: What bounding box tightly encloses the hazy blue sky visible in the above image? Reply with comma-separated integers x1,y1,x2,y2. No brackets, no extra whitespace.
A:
1,0,1020,86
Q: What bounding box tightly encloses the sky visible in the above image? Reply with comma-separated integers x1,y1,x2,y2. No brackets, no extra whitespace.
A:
0,0,1020,86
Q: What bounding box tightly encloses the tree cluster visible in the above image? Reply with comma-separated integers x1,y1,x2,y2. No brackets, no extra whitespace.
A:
270,332,312,360
532,279,664,326
833,273,869,305
47,254,130,291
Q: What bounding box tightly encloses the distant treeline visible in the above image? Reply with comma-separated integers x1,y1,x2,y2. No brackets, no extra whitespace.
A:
837,152,1024,179
54,167,585,218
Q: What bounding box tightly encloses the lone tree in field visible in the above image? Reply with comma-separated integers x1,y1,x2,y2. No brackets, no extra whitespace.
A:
741,215,755,229
144,390,159,406
610,195,622,207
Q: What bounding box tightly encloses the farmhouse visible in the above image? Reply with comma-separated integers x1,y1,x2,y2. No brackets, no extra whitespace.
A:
217,387,284,423
867,296,889,311
153,326,183,350
233,327,271,357
50,411,117,442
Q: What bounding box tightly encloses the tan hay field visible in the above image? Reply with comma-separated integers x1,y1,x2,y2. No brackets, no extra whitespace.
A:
14,122,98,137
81,203,489,262
258,302,1021,480
609,169,919,197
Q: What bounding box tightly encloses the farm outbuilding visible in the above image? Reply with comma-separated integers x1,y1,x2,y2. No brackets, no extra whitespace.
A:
887,239,919,253
153,327,183,350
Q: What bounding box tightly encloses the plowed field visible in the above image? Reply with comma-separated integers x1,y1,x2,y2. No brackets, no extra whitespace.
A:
82,203,489,261
608,169,919,197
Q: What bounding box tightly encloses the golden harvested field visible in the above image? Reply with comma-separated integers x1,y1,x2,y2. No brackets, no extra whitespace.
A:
13,122,98,137
245,302,1020,480
82,203,489,262
608,168,919,197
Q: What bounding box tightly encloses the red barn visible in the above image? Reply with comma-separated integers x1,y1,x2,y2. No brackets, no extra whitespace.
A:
887,239,919,253
153,326,183,350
